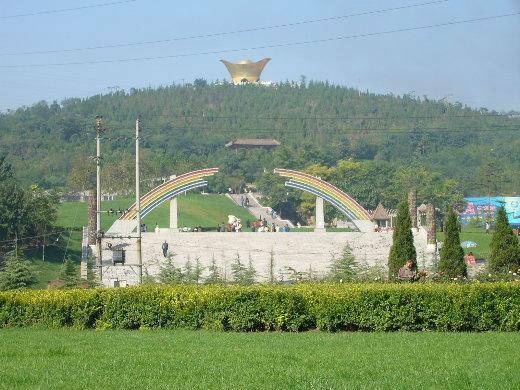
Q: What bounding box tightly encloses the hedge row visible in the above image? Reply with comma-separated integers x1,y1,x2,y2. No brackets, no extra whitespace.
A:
1,283,519,331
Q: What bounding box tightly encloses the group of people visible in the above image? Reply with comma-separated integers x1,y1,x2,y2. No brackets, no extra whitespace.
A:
251,218,290,232
239,196,250,207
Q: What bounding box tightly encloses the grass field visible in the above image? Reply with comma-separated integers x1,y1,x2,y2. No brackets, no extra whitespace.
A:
56,193,254,231
0,329,518,389
437,228,492,260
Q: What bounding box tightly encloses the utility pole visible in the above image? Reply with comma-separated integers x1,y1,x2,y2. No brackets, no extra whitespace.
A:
135,116,143,283
95,116,103,276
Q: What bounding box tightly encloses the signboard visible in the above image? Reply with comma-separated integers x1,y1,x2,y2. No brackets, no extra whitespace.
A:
461,197,520,228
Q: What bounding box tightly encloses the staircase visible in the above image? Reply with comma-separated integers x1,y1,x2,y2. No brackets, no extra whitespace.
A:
227,192,295,228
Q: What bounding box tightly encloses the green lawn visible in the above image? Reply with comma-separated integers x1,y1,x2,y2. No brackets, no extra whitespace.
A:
437,227,492,260
56,193,254,231
0,329,518,389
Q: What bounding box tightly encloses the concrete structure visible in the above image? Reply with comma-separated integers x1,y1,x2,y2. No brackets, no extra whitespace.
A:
221,58,271,84
96,229,435,287
169,197,178,229
315,197,325,232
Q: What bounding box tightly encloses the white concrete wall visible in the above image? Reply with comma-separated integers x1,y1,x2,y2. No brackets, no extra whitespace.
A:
98,229,435,287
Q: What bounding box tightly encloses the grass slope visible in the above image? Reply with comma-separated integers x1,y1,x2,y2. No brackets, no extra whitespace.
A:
0,329,518,389
56,193,254,230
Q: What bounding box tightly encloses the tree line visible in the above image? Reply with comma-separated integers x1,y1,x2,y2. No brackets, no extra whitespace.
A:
0,80,518,197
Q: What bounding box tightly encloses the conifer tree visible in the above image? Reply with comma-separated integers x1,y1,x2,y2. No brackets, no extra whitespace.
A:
205,254,223,284
489,207,520,272
190,258,204,284
0,251,36,290
158,254,183,284
244,254,256,285
328,245,358,282
85,256,99,287
439,207,466,278
59,257,78,288
231,253,255,284
388,199,417,278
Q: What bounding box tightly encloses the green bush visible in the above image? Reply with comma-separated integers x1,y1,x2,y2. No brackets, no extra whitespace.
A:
1,283,519,331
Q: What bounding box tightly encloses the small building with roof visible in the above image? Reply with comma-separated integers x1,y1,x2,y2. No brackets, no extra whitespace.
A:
370,203,396,229
225,138,280,150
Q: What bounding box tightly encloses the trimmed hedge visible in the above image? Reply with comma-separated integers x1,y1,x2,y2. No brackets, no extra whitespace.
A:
1,283,519,331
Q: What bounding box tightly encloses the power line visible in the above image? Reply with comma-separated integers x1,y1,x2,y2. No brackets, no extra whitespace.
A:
0,230,70,244
1,12,518,69
99,125,520,138
142,112,515,121
0,0,449,56
0,0,138,20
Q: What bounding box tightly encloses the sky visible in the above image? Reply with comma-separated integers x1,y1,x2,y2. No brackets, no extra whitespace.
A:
0,0,519,111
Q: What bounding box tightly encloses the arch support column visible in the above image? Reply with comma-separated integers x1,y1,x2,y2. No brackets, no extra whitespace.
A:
315,197,325,232
170,197,178,229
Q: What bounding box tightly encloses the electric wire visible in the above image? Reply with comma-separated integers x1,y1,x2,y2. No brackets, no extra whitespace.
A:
1,12,518,68
0,0,449,56
0,0,138,20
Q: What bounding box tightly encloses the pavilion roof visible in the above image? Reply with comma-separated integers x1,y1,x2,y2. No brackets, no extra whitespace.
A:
225,138,281,147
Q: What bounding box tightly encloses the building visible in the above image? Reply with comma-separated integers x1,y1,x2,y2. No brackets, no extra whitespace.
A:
221,58,271,84
370,203,396,229
225,138,280,150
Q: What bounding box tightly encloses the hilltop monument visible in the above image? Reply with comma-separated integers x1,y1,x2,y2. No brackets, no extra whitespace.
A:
220,58,271,84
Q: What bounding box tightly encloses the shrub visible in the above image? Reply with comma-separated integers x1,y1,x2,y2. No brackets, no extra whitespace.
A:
0,251,36,291
489,207,520,272
204,255,224,284
59,257,78,288
439,207,467,278
328,245,358,282
1,283,519,331
388,199,417,278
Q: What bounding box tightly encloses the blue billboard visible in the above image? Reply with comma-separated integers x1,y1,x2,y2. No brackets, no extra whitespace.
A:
461,197,520,228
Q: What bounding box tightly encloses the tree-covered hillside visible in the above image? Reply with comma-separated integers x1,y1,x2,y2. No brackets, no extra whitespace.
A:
1,80,518,198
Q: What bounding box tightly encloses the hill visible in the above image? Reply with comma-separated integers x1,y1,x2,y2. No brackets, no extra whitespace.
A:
1,81,518,197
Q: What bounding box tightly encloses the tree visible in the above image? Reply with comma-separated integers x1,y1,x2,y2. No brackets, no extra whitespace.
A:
328,245,358,282
0,251,36,290
489,207,520,272
84,256,98,288
388,199,417,278
245,255,256,285
59,257,78,288
204,255,223,284
158,254,183,284
230,253,255,285
439,207,466,278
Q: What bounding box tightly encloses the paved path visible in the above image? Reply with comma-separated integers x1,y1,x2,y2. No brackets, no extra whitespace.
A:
227,193,294,228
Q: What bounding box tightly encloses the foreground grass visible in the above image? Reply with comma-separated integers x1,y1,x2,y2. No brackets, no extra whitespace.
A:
0,330,518,389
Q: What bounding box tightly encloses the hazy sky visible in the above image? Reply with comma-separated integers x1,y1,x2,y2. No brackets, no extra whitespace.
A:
0,0,519,111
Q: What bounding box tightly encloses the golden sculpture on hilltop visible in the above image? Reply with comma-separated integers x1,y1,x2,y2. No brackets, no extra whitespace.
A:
220,58,271,84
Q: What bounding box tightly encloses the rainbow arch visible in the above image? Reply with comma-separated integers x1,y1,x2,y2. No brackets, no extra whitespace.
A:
120,168,219,220
273,168,371,222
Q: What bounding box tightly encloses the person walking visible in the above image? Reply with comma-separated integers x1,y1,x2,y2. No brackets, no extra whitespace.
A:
161,241,169,258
